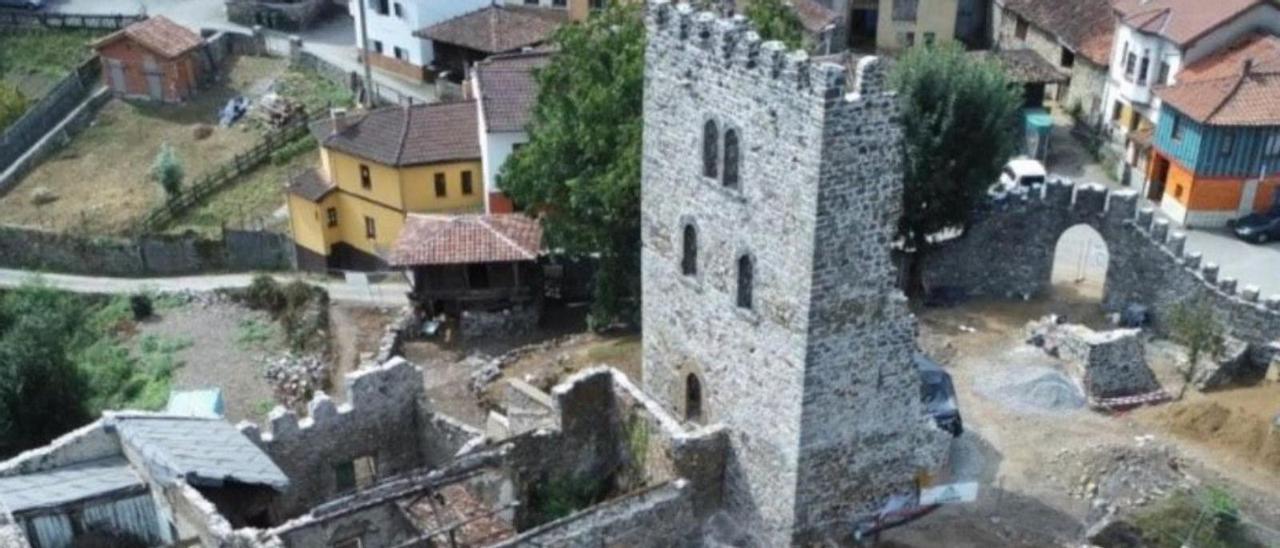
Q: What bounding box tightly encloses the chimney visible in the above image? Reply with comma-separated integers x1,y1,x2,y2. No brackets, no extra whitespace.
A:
1243,57,1254,75
329,107,349,134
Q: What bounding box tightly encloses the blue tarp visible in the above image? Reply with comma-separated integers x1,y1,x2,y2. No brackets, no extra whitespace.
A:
164,388,225,418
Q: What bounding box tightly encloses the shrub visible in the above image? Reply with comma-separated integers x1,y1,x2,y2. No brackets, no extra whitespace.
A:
243,275,285,313
150,143,185,198
270,135,316,166
0,85,28,130
129,294,153,321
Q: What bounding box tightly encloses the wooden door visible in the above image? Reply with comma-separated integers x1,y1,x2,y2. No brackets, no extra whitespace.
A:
107,59,126,92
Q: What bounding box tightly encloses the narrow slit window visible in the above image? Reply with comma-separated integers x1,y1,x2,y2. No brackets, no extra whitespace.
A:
736,254,753,309
681,224,697,276
723,128,740,189
703,120,719,178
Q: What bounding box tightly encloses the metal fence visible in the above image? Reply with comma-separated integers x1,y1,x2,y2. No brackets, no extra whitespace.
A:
132,110,316,234
0,9,144,30
0,58,101,188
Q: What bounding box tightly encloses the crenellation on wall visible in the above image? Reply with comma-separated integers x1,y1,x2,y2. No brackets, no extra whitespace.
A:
1202,263,1220,284
1074,183,1108,215
1105,189,1139,225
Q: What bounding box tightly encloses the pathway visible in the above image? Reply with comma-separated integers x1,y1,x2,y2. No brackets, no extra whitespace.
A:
0,268,409,305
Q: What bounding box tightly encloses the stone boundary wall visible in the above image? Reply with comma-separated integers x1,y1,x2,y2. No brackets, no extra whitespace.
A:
0,10,144,30
491,480,697,548
0,223,292,276
0,58,102,191
924,180,1280,346
226,0,330,31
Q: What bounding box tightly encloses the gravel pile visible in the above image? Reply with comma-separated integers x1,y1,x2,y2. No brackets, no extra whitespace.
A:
977,347,1086,414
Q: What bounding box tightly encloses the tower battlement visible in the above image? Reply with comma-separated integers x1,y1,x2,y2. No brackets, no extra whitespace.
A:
647,0,890,101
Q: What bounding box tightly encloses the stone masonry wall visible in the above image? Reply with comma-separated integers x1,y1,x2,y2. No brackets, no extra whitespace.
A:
491,480,698,548
1030,319,1161,398
924,180,1280,347
240,358,436,518
641,2,948,543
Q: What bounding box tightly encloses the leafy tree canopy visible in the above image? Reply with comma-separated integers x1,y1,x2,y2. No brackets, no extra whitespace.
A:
892,44,1023,250
741,0,806,49
499,2,646,328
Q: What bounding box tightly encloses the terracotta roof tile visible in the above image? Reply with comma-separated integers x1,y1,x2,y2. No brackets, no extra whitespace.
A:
286,168,335,202
390,214,542,266
999,0,1117,66
415,5,566,55
315,101,481,167
1112,0,1273,47
1157,70,1280,126
1177,33,1280,82
791,0,840,34
476,51,553,133
93,15,203,59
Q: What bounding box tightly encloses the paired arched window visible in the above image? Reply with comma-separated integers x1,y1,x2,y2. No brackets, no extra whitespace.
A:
701,119,742,190
736,254,753,309
681,224,698,276
685,373,703,423
702,120,719,179
723,129,740,189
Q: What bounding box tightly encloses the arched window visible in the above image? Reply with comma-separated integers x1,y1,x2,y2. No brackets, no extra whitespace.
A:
736,254,753,309
681,224,697,276
685,374,703,422
723,128,740,189
703,120,719,178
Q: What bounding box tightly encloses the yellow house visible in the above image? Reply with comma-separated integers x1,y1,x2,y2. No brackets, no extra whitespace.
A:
286,101,484,270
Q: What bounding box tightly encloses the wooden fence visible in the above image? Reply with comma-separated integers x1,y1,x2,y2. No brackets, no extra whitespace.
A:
0,10,145,30
133,111,316,234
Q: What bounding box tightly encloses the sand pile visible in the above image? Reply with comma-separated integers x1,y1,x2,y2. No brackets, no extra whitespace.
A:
1157,401,1280,472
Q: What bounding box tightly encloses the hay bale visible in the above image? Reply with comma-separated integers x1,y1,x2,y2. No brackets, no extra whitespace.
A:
192,124,214,140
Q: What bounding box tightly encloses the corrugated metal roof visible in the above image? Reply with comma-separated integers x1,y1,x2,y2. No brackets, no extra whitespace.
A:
112,415,289,489
0,457,145,514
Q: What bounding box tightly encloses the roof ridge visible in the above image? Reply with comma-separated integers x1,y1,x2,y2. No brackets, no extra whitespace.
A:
395,103,413,166
1203,71,1250,123
480,216,538,259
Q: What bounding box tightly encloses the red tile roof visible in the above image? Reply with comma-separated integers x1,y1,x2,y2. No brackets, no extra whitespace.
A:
1112,0,1272,48
92,15,203,59
475,51,552,133
791,0,840,34
1157,58,1280,126
415,5,566,55
1000,0,1116,66
1177,33,1280,82
389,214,543,266
314,101,481,167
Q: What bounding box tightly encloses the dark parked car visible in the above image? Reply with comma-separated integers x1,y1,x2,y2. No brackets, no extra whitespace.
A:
1230,209,1280,244
914,354,963,437
0,0,44,9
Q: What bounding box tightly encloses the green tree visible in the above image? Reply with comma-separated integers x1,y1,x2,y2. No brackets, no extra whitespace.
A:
0,285,92,458
1167,299,1225,399
741,0,805,49
891,44,1023,294
0,85,27,130
150,143,185,198
499,2,646,328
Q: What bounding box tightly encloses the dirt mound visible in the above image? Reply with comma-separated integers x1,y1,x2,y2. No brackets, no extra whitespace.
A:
1050,441,1191,513
976,346,1087,414
1156,401,1280,472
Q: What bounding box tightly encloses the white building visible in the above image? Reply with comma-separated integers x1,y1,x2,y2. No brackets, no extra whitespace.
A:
470,51,553,213
1102,0,1280,183
350,0,489,80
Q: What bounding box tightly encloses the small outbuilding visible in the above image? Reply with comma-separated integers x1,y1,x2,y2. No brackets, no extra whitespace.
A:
91,16,206,103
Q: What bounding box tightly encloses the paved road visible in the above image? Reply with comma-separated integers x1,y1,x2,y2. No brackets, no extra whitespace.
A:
0,268,409,305
44,0,437,103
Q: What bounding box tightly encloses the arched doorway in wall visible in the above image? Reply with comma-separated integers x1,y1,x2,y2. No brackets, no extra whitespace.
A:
1051,224,1110,304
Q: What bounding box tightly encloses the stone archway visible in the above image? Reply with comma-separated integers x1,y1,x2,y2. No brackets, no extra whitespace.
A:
1052,224,1110,303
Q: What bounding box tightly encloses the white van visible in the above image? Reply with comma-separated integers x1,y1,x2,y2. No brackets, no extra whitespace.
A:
987,158,1047,199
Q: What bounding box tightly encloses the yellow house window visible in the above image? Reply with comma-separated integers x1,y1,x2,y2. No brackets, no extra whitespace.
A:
360,165,372,190
434,173,447,197
364,216,376,239
326,207,338,227
462,171,474,195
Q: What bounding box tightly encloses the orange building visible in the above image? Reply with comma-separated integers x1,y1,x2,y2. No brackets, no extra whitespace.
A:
91,16,205,103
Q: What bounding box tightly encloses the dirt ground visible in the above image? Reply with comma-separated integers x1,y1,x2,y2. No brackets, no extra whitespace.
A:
880,283,1280,547
137,298,285,424
327,303,399,402
0,56,287,234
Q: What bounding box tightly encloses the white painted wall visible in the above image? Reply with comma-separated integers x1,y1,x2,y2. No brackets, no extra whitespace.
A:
473,75,531,213
351,0,489,67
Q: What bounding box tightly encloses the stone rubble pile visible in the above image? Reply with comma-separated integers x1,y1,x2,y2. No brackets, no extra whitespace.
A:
465,334,590,394
1187,335,1252,391
264,354,329,411
373,306,415,365
1050,440,1191,517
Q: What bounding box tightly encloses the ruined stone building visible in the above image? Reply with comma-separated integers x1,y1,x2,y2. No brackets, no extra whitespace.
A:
0,3,949,547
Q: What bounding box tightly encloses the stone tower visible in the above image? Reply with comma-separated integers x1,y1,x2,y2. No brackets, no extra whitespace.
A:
640,1,947,544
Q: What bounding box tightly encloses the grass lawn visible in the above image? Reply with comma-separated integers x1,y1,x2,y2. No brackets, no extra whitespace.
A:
0,56,290,235
0,28,102,100
169,149,318,236
275,65,356,114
